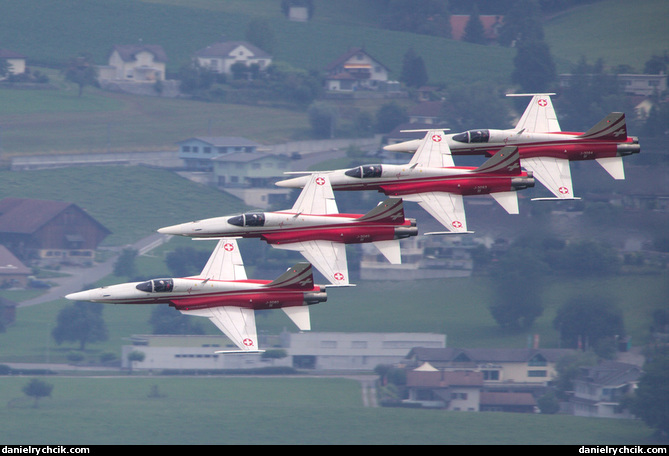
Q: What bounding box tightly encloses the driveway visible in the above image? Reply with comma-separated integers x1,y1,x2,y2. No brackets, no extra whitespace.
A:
19,233,171,308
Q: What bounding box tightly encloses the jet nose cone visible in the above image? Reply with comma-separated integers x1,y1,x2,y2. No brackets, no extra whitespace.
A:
65,289,97,301
157,223,190,236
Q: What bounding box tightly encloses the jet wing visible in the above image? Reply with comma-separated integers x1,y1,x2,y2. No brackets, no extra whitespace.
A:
408,130,455,168
196,238,247,281
290,173,338,215
180,306,263,353
507,93,561,133
272,240,349,286
402,192,473,235
521,156,580,200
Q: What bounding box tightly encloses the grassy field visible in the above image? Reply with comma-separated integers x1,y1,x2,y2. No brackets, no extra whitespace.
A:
544,0,669,71
0,166,247,245
0,376,657,445
0,0,665,156
0,85,313,154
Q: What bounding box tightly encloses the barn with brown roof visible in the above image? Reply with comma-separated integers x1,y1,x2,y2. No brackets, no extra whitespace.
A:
0,198,111,266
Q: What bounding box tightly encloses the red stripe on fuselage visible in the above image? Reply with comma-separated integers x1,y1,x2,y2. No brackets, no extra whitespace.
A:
451,138,632,158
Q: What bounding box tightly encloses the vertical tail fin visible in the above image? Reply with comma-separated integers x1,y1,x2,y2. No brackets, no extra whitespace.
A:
579,112,627,141
265,263,315,289
358,198,405,224
475,146,521,175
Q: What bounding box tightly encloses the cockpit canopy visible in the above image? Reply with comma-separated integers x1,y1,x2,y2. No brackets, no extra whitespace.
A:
452,129,490,144
344,164,383,179
227,212,266,227
136,278,174,293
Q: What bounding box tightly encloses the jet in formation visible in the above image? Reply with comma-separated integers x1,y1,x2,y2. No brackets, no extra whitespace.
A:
276,131,534,235
65,238,326,353
383,93,640,201
158,173,417,286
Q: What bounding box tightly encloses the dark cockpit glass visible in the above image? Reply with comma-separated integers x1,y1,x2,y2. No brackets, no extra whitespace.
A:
227,213,265,227
136,279,174,293
362,165,382,178
345,165,382,179
344,167,362,178
136,281,152,292
244,212,265,227
227,215,244,226
452,130,490,144
452,132,469,143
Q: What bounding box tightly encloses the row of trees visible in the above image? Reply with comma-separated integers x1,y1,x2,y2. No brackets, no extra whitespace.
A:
476,236,627,357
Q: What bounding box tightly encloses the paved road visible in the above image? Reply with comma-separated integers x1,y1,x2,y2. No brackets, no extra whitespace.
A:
19,233,171,308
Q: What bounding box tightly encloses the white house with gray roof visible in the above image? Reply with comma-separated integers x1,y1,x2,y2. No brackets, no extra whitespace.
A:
177,136,261,171
194,40,272,75
98,44,167,82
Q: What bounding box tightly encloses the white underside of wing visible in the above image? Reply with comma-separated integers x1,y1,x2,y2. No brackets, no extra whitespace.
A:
522,156,577,199
272,240,349,285
180,306,261,352
403,192,468,233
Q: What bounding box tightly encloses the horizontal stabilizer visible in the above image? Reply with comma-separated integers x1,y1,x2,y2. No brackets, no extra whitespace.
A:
282,306,311,331
491,191,519,214
372,239,402,264
596,156,626,180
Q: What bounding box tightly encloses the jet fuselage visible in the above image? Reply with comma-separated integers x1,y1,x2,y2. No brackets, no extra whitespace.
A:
159,211,418,245
277,163,534,196
385,129,640,161
65,277,326,311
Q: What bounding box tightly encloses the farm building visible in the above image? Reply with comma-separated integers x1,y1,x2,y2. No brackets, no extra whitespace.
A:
0,198,110,266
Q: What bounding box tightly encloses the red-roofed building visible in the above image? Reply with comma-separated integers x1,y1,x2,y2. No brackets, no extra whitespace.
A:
405,369,484,410
0,198,110,266
324,47,390,92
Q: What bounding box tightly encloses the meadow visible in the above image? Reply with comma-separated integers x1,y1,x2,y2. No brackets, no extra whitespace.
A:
0,376,657,445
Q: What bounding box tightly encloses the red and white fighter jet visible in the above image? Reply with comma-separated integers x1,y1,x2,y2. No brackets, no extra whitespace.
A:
383,93,640,200
276,130,534,235
66,238,326,353
158,173,417,286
